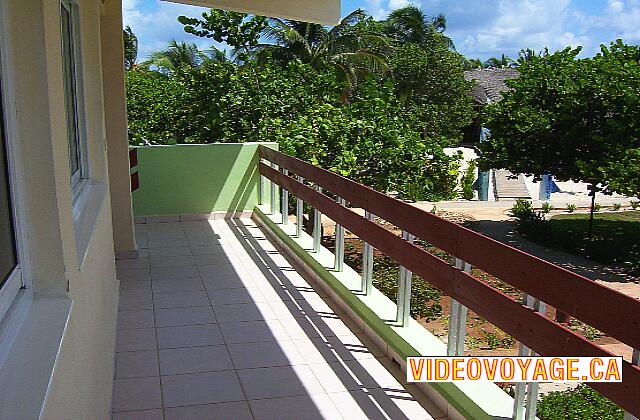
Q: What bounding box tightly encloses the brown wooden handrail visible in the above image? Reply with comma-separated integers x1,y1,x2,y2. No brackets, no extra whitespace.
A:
259,146,640,414
259,146,640,349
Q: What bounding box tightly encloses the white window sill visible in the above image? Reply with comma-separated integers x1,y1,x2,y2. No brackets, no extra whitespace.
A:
72,182,107,268
0,290,71,419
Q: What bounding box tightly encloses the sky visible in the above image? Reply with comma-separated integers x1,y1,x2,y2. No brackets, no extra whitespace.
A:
123,0,640,62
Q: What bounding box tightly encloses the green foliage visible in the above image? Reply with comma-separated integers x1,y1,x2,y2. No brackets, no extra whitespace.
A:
479,41,640,199
510,199,545,232
461,161,476,200
146,40,204,74
612,203,621,211
383,6,454,50
594,203,602,212
509,199,535,220
566,204,577,213
390,42,475,141
523,211,640,272
126,8,474,201
257,10,390,99
480,329,515,350
370,255,442,320
177,10,267,60
483,54,513,68
541,202,554,214
631,200,640,210
125,69,191,145
537,385,623,420
123,26,138,70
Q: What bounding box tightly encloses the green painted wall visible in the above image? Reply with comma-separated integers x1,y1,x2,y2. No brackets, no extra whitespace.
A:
132,143,277,216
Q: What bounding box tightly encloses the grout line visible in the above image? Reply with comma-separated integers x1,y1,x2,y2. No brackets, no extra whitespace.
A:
198,220,256,419
148,244,166,420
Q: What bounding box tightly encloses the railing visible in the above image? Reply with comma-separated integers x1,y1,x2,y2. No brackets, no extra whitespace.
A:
258,145,640,418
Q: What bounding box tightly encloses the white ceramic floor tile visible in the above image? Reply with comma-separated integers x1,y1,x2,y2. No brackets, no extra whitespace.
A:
117,310,155,330
112,220,442,420
228,340,305,369
154,306,215,327
115,350,160,378
159,345,233,375
219,319,290,344
249,394,342,420
152,278,204,293
119,293,154,311
112,409,163,420
208,287,266,305
164,401,253,420
161,371,245,407
153,290,210,308
150,265,200,280
148,246,192,257
112,377,162,412
156,324,224,349
149,255,196,268
117,268,151,282
237,365,325,400
116,328,157,352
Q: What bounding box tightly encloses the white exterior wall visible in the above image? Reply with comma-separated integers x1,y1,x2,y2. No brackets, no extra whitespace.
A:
0,0,118,418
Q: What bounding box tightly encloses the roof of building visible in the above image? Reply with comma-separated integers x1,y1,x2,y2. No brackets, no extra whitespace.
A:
464,68,520,104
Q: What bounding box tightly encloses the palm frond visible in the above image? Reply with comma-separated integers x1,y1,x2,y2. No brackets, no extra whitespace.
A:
329,9,365,37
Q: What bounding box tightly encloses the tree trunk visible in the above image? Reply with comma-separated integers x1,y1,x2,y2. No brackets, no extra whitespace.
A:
588,188,596,238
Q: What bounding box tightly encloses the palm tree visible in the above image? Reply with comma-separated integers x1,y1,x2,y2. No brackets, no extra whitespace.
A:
483,54,513,68
462,57,483,70
123,26,138,70
255,9,390,99
147,40,203,74
383,6,455,50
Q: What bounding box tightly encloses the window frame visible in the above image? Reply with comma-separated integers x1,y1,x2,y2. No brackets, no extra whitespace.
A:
0,49,23,322
60,0,89,202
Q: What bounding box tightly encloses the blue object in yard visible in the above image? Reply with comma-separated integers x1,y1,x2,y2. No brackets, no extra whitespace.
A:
478,171,489,201
539,174,559,200
478,127,491,201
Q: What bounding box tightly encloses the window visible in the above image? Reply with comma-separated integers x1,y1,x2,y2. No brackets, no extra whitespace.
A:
0,80,17,290
60,1,87,197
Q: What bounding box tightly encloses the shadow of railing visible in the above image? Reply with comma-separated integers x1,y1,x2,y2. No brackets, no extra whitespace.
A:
226,218,436,419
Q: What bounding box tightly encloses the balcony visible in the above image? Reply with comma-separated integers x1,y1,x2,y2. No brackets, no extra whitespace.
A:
115,143,640,419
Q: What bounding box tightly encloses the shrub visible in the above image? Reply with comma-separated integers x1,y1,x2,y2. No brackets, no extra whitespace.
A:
460,161,476,200
510,199,535,220
631,200,640,210
566,204,577,213
371,255,442,320
537,385,623,420
594,203,602,212
612,203,621,211
541,202,554,213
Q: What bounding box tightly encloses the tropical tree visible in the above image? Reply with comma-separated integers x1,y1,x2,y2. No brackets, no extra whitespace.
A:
146,40,203,74
462,57,483,70
383,6,455,50
483,54,513,68
178,10,268,61
123,26,138,70
255,10,390,98
479,41,640,235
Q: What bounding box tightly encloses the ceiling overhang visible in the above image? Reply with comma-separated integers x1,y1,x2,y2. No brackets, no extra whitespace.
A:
162,0,341,25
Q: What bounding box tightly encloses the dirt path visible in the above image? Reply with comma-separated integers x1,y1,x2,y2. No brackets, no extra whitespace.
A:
415,203,640,367
413,202,639,293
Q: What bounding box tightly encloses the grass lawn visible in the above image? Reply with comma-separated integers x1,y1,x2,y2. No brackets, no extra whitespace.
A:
523,210,640,272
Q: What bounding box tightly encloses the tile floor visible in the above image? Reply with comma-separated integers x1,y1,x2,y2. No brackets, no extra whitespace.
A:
113,218,445,420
